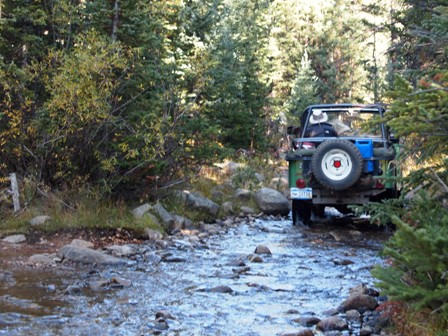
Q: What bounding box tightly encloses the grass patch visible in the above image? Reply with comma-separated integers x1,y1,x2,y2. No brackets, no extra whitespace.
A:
0,189,164,238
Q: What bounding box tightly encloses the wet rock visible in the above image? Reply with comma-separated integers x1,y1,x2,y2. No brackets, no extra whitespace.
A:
200,285,233,294
89,279,110,291
360,326,373,335
248,254,263,263
132,203,152,218
329,231,343,242
255,187,290,216
280,330,314,336
316,316,348,331
29,215,51,226
64,284,83,295
286,309,300,314
333,258,354,266
254,244,272,255
2,234,26,244
162,256,187,263
59,245,127,266
322,308,339,316
339,294,378,313
90,276,132,291
226,259,246,267
106,244,136,257
28,253,57,266
111,276,132,288
292,316,321,327
345,309,361,321
0,271,16,288
155,311,176,320
232,266,251,274
154,318,169,330
145,228,164,241
144,251,163,264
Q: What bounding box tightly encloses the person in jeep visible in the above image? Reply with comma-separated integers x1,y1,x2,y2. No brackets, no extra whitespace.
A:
305,110,338,138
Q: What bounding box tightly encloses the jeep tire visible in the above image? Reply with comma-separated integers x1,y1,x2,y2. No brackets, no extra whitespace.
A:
311,139,363,190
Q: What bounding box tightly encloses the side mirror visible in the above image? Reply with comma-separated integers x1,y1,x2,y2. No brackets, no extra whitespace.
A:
287,126,301,136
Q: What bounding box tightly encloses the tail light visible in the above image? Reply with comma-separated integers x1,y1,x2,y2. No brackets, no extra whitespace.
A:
296,178,306,188
292,141,316,150
301,142,315,149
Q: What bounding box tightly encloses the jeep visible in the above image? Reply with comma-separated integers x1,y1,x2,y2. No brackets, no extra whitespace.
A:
285,104,401,225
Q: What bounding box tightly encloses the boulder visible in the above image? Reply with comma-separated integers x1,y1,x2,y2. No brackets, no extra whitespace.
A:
29,215,51,226
2,234,26,244
316,316,348,332
339,294,378,313
59,245,127,266
151,203,175,229
177,190,220,217
255,187,290,215
132,203,152,218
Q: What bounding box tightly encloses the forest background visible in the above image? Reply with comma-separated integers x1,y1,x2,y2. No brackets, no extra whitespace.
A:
0,0,447,334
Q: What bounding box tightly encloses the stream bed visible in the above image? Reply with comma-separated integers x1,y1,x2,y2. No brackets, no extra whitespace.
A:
0,215,391,336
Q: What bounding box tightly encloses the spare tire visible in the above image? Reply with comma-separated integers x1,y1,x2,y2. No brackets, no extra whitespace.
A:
311,139,363,190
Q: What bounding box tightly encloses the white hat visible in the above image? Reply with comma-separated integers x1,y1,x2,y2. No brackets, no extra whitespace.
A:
309,109,328,124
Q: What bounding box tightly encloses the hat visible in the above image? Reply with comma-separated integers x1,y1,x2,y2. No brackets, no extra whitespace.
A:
309,109,328,124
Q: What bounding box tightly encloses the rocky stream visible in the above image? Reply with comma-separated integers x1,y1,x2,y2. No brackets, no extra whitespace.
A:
0,211,394,336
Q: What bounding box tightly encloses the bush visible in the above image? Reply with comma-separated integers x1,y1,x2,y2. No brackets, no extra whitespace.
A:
372,192,448,334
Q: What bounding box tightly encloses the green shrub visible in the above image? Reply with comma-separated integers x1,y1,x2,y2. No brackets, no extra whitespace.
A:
372,192,448,332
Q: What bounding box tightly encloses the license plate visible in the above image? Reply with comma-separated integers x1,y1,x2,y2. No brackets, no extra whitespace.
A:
291,187,312,200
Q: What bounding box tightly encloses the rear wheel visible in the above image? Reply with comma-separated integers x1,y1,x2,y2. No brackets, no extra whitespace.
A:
292,200,312,225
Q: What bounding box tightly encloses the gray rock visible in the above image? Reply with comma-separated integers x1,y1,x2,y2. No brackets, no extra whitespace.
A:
316,316,348,331
345,309,361,321
2,234,26,244
360,326,373,336
255,187,290,216
221,201,234,215
234,188,253,201
240,206,256,214
177,190,220,217
151,203,175,228
207,285,233,293
132,203,152,218
106,245,136,257
29,215,51,226
145,228,164,241
28,254,56,266
70,239,94,249
59,245,127,265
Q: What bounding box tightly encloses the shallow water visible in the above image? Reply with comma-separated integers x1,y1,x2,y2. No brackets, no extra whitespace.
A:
0,216,390,336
